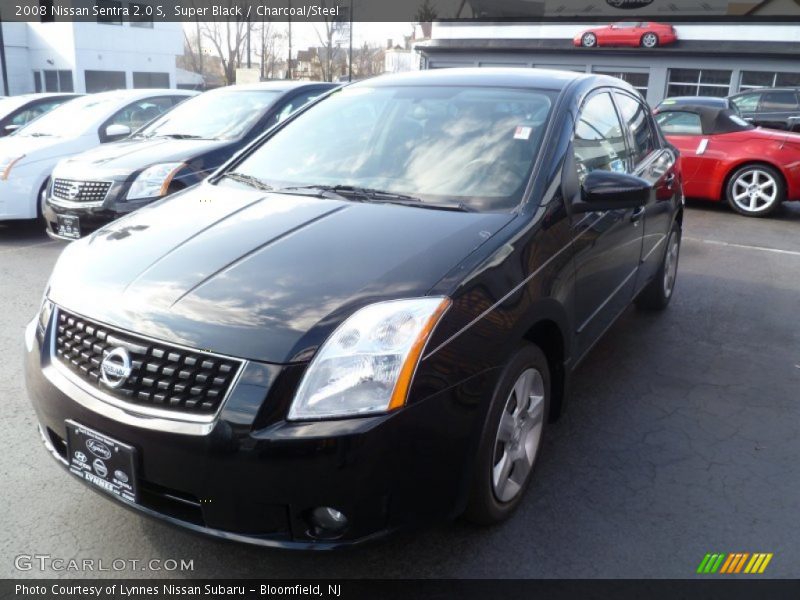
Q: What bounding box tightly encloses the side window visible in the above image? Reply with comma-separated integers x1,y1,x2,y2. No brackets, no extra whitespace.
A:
108,97,174,132
615,92,657,167
654,111,703,135
759,91,799,111
731,93,760,112
272,90,322,125
573,92,627,184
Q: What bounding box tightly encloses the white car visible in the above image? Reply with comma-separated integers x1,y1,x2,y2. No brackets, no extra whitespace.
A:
0,88,196,221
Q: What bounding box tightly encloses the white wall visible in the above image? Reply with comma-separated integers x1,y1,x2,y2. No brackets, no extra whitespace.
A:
0,23,33,95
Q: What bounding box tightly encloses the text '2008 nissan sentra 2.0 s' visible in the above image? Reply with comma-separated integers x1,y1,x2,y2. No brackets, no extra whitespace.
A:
25,69,683,548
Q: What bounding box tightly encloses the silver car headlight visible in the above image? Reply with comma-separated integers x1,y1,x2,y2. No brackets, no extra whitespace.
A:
288,297,451,420
126,162,184,200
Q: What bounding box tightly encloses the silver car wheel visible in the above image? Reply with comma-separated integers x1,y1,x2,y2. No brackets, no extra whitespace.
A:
642,32,658,48
582,33,597,47
492,368,545,503
731,168,778,213
663,231,680,298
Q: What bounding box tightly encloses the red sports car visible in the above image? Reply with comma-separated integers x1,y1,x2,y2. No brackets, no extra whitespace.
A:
654,104,800,217
574,22,677,48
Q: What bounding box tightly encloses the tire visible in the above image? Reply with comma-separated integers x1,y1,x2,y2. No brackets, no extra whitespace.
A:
37,178,50,227
581,32,597,48
464,343,550,525
725,164,785,217
640,32,659,48
635,222,681,311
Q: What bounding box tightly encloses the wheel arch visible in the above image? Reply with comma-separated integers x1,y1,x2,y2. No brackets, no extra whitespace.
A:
517,302,572,422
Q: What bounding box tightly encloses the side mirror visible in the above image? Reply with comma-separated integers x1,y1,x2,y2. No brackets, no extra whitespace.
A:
104,123,131,141
574,170,651,212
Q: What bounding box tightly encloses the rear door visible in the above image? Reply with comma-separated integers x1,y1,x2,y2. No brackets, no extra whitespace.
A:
755,90,800,131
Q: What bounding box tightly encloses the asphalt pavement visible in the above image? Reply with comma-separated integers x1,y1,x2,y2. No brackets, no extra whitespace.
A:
1,200,799,579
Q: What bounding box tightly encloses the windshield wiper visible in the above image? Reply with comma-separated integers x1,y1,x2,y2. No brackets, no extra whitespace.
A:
151,133,207,140
277,185,472,211
219,172,273,191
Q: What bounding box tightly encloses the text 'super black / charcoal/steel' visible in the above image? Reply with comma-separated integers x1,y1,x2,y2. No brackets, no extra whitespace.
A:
25,69,683,548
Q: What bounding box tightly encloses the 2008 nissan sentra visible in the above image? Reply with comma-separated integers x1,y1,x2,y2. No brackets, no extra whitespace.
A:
25,68,683,548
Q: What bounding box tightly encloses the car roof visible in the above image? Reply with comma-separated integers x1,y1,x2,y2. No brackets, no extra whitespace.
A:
12,92,82,100
87,88,197,102
354,67,592,92
220,81,338,93
729,87,800,96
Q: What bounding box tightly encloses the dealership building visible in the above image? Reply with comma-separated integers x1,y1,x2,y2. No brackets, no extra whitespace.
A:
416,23,800,106
0,18,183,95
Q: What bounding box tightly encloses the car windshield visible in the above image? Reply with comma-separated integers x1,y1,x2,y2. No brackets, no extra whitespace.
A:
226,85,555,212
136,90,281,140
17,95,118,137
0,96,31,118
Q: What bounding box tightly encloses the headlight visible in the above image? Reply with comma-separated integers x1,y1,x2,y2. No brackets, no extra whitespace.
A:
0,155,25,180
37,297,54,336
126,162,184,200
288,297,451,420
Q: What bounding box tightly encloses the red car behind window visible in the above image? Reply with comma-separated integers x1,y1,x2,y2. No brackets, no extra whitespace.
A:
574,22,678,48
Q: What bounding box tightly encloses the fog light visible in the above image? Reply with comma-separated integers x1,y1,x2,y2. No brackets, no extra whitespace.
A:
310,506,349,537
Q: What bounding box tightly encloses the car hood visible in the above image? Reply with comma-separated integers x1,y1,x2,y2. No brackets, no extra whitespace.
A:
0,134,77,162
57,137,230,178
48,183,512,364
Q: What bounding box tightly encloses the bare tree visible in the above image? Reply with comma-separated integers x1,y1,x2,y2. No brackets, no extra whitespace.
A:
199,7,254,85
312,0,349,82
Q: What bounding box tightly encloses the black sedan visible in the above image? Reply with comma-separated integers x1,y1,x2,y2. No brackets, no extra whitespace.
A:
43,81,336,240
25,69,682,548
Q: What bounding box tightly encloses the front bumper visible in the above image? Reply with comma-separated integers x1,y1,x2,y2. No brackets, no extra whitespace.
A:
43,182,155,239
24,309,495,548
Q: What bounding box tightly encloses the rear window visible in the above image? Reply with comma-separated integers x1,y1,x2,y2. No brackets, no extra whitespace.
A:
655,111,702,135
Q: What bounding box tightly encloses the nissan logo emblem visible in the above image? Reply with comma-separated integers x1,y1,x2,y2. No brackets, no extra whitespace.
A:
65,182,81,200
100,347,132,389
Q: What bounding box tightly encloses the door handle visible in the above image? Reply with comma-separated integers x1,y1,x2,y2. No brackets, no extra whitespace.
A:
630,206,645,223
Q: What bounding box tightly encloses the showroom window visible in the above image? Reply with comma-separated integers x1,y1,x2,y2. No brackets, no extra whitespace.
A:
133,72,170,88
85,70,126,92
739,70,800,90
593,69,649,95
666,68,732,98
33,69,73,92
96,0,122,24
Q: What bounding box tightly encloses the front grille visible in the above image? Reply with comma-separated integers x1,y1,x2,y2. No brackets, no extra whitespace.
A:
54,309,241,415
52,178,112,203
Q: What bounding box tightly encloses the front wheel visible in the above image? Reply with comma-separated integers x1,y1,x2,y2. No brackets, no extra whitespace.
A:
37,178,50,227
581,32,597,47
635,223,681,311
725,164,784,217
464,344,550,525
640,32,659,48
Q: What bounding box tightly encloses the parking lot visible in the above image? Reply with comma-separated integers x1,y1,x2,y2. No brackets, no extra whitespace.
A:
2,200,799,579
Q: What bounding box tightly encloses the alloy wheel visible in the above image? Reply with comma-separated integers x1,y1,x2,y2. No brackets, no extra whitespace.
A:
642,32,658,48
663,231,680,298
731,168,778,214
492,368,546,503
582,33,597,47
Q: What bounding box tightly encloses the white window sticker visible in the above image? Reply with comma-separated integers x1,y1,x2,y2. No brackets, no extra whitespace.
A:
696,138,709,155
514,126,532,140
